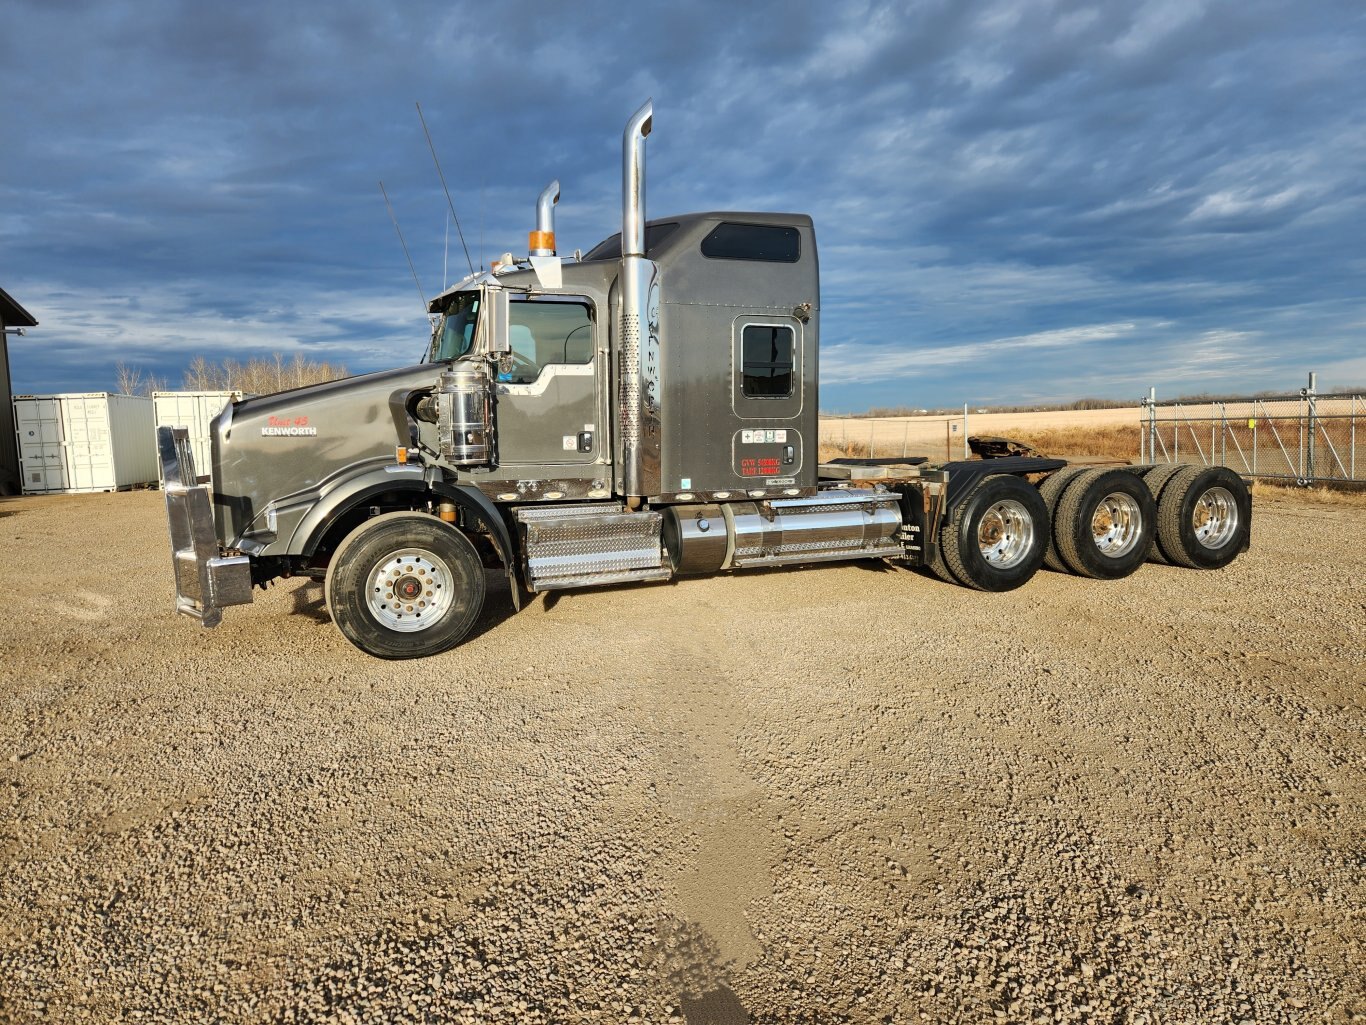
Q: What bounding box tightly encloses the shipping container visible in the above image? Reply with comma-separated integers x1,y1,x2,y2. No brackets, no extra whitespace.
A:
13,393,157,494
152,391,241,488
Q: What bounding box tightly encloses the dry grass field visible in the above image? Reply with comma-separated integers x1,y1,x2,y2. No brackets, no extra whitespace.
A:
0,487,1362,1024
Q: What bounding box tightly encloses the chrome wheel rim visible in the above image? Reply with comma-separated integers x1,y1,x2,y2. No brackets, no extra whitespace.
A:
977,499,1034,569
1091,491,1143,558
1193,486,1239,549
365,548,454,632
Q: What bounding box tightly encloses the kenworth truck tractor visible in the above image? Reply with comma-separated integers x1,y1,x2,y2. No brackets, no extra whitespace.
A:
156,101,1252,659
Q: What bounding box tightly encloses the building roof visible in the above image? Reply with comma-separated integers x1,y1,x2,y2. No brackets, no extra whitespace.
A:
0,286,38,328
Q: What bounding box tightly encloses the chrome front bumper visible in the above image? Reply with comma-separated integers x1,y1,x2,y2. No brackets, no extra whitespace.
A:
156,426,253,628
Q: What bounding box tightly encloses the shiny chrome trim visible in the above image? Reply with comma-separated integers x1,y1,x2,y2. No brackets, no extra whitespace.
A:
494,360,594,398
620,99,661,497
156,426,253,627
622,100,652,257
531,180,560,257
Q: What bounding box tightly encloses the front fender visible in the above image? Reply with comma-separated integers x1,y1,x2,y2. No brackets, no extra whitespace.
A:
288,467,521,611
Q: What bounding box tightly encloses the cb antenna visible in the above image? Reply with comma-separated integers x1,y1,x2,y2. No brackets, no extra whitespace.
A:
379,180,429,316
416,101,475,276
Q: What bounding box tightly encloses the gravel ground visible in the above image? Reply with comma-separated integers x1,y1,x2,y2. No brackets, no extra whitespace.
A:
0,490,1362,1024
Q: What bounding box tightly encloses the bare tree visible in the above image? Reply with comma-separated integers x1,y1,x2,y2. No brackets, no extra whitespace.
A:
179,352,349,395
114,361,144,396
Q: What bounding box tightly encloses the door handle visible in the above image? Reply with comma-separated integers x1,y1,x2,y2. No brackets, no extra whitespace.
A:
784,444,794,464
578,431,593,453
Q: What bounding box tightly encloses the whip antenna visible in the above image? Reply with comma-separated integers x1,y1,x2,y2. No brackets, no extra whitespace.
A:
379,180,428,314
417,101,475,276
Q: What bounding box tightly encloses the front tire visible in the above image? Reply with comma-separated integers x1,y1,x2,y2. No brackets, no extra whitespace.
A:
325,512,486,659
939,474,1049,591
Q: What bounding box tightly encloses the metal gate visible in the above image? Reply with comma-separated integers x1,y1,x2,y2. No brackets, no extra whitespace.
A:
1141,374,1364,485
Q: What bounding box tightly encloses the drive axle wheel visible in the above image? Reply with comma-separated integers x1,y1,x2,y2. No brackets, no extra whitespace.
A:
939,474,1048,591
1037,466,1088,572
325,512,485,659
1155,465,1251,569
1054,468,1156,579
1140,464,1186,563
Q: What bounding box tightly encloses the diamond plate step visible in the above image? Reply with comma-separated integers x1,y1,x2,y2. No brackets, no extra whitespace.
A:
515,504,669,592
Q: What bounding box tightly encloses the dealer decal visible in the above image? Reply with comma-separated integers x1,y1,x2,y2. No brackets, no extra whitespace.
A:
262,415,317,437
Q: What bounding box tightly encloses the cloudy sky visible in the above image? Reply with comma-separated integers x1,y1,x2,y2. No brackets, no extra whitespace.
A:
3,0,1364,411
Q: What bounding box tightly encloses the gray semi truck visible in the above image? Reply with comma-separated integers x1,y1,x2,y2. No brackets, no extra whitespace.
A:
156,101,1252,659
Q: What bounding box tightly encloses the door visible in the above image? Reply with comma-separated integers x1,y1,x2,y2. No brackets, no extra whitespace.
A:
15,398,66,493
730,316,805,484
493,295,602,469
62,396,116,491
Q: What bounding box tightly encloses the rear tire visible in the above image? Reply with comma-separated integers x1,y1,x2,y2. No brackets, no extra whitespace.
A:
1037,466,1088,573
325,512,486,659
1054,468,1156,579
1140,464,1186,563
939,474,1048,592
1155,466,1251,569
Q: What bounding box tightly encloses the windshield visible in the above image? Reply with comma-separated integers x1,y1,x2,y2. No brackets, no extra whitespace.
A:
428,292,481,362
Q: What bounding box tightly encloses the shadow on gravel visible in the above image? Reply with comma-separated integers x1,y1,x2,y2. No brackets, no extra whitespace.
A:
681,986,750,1025
290,581,330,622
537,558,909,613
283,572,520,644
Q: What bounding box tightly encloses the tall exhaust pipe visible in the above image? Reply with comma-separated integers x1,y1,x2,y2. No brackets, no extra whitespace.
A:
529,179,560,257
619,100,661,500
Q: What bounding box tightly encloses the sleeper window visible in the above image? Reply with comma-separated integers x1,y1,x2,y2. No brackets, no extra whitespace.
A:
741,325,795,398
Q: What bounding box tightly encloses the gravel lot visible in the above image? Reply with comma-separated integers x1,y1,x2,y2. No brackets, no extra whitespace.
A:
1,490,1362,1024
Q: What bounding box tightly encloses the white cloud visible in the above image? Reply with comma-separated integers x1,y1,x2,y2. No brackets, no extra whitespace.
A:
823,322,1140,384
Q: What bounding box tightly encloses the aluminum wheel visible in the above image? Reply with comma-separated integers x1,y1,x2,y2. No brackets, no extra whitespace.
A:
977,499,1034,569
1192,486,1239,549
1091,491,1143,558
364,548,455,633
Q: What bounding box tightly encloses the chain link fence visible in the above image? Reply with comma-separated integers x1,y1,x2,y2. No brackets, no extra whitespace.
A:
1141,374,1364,485
819,410,972,462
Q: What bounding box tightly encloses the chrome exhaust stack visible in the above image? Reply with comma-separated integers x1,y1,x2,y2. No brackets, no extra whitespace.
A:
529,179,560,257
619,99,662,500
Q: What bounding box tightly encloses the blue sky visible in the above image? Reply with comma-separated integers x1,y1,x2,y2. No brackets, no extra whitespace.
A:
3,0,1364,412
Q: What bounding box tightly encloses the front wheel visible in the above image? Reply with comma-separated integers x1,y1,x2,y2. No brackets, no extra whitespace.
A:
939,474,1049,591
325,512,486,659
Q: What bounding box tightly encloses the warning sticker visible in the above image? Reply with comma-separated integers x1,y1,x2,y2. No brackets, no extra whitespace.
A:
741,429,788,444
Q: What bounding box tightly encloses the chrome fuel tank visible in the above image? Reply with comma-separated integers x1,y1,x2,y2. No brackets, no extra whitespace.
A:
663,488,904,574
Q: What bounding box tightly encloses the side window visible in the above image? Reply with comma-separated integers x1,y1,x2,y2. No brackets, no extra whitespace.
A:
741,325,795,398
504,299,594,383
701,222,800,263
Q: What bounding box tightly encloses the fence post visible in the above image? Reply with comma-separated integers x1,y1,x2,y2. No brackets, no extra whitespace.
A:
901,420,909,459
1305,371,1318,484
868,418,875,458
1252,401,1258,476
963,404,970,458
1146,387,1157,462
1210,401,1216,467
1139,393,1146,462
1220,402,1227,466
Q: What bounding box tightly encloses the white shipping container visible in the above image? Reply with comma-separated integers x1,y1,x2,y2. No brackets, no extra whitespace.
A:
152,391,242,487
13,393,158,494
